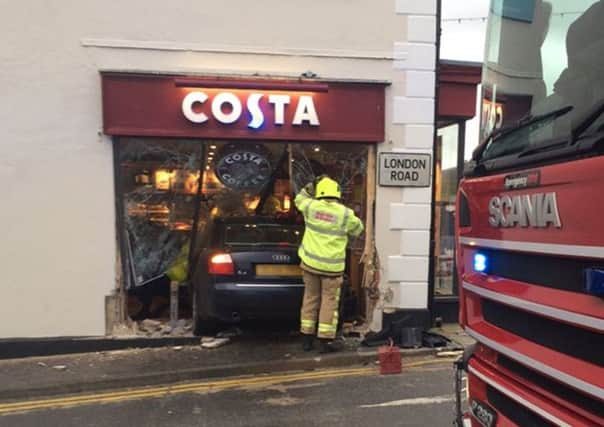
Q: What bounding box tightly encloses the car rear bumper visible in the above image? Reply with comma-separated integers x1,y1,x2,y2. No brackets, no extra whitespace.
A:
209,282,305,321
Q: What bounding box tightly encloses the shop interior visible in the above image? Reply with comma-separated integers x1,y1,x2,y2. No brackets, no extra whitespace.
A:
116,138,369,336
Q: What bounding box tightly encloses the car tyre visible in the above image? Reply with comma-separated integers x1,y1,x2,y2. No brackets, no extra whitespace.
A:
192,288,220,336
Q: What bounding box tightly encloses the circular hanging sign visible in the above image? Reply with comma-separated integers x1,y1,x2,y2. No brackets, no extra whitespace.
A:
215,150,272,190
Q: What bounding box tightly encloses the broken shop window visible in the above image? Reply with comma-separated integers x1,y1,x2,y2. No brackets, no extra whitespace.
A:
116,138,370,324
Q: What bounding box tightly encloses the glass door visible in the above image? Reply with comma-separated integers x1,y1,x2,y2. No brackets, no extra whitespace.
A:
433,123,462,299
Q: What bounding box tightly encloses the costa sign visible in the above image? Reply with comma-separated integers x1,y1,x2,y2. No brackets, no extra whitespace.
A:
182,91,320,128
101,74,385,142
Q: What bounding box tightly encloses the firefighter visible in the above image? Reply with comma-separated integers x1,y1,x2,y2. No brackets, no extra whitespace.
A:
295,175,364,353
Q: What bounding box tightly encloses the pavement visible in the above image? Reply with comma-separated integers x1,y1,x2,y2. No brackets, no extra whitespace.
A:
0,323,471,402
0,359,460,426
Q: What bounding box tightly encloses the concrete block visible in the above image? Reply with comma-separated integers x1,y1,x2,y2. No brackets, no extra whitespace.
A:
402,187,432,204
387,256,429,282
396,0,437,15
407,16,437,43
393,97,434,125
404,125,434,149
390,203,431,230
405,71,435,98
392,282,429,309
401,230,430,256
406,43,436,70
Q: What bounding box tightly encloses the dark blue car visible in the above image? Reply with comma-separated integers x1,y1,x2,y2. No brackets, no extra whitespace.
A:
191,216,305,335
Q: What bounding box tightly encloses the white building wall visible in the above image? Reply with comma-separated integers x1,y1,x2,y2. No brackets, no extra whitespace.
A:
373,0,437,329
0,0,436,337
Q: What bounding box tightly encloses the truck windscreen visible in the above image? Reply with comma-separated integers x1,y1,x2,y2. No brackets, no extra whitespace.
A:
479,0,604,162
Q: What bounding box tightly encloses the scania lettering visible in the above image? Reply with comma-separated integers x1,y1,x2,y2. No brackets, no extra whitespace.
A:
182,91,320,128
488,192,562,228
454,2,604,426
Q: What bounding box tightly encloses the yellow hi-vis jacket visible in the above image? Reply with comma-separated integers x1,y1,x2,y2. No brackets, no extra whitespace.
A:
295,187,364,273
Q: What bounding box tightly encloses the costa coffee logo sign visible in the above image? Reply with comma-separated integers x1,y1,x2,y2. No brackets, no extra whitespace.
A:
215,150,271,190
182,91,320,129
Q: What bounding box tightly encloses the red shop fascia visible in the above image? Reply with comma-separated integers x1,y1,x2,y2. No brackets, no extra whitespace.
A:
101,73,386,143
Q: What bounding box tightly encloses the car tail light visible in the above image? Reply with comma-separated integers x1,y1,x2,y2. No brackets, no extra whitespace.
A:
208,253,234,275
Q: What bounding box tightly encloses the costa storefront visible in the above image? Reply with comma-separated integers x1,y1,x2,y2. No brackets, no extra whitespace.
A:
101,73,386,327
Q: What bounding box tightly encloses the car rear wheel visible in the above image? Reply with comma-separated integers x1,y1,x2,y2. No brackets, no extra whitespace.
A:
192,288,220,336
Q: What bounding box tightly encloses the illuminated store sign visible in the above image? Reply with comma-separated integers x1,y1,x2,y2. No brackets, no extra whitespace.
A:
182,91,320,128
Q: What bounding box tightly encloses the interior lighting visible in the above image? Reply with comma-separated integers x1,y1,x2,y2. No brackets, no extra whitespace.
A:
313,146,321,152
154,169,175,190
283,195,291,211
473,253,488,273
210,145,217,149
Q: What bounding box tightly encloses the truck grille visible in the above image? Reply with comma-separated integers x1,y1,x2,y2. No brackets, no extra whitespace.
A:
482,299,604,367
480,248,601,295
486,385,556,427
498,355,604,419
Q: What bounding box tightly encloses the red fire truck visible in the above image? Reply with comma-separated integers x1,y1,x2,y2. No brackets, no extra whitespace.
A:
454,1,604,426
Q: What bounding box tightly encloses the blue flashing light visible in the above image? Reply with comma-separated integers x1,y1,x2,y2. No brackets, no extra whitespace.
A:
584,268,604,296
474,253,488,273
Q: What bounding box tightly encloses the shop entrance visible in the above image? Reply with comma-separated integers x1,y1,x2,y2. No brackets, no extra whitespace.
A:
115,137,370,337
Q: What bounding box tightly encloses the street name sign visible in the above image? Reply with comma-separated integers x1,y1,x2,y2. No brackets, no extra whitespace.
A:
378,152,431,187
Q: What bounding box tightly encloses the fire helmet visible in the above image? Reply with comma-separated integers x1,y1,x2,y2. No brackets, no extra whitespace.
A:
315,177,341,199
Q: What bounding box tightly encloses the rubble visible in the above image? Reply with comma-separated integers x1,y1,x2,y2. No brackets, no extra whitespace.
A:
52,365,67,371
200,337,230,349
134,318,194,337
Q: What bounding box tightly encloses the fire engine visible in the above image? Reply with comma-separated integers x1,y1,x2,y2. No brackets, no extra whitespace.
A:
454,1,604,425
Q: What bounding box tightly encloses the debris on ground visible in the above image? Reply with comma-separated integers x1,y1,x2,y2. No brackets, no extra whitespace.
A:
52,365,68,371
436,350,463,358
37,362,48,368
173,346,183,351
200,337,230,349
135,318,194,337
216,327,242,338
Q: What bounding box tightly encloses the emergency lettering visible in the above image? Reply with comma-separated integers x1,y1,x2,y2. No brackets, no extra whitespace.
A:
314,211,337,224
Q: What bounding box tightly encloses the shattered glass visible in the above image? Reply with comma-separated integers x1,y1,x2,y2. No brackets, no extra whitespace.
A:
118,138,369,290
119,138,202,288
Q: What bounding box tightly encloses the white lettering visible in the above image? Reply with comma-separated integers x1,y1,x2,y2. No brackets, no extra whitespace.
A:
293,95,320,126
212,92,242,124
488,192,561,228
182,92,209,124
182,91,319,127
542,192,562,228
488,197,502,227
268,95,291,126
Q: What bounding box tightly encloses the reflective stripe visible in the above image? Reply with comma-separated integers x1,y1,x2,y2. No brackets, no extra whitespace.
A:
305,222,346,237
301,319,316,327
341,207,350,232
301,246,345,264
318,323,337,332
304,199,315,218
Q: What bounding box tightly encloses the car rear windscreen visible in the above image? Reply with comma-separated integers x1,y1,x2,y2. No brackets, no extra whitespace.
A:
223,224,303,246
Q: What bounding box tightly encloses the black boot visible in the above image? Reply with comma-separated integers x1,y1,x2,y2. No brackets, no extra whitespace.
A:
319,338,342,354
302,334,315,352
